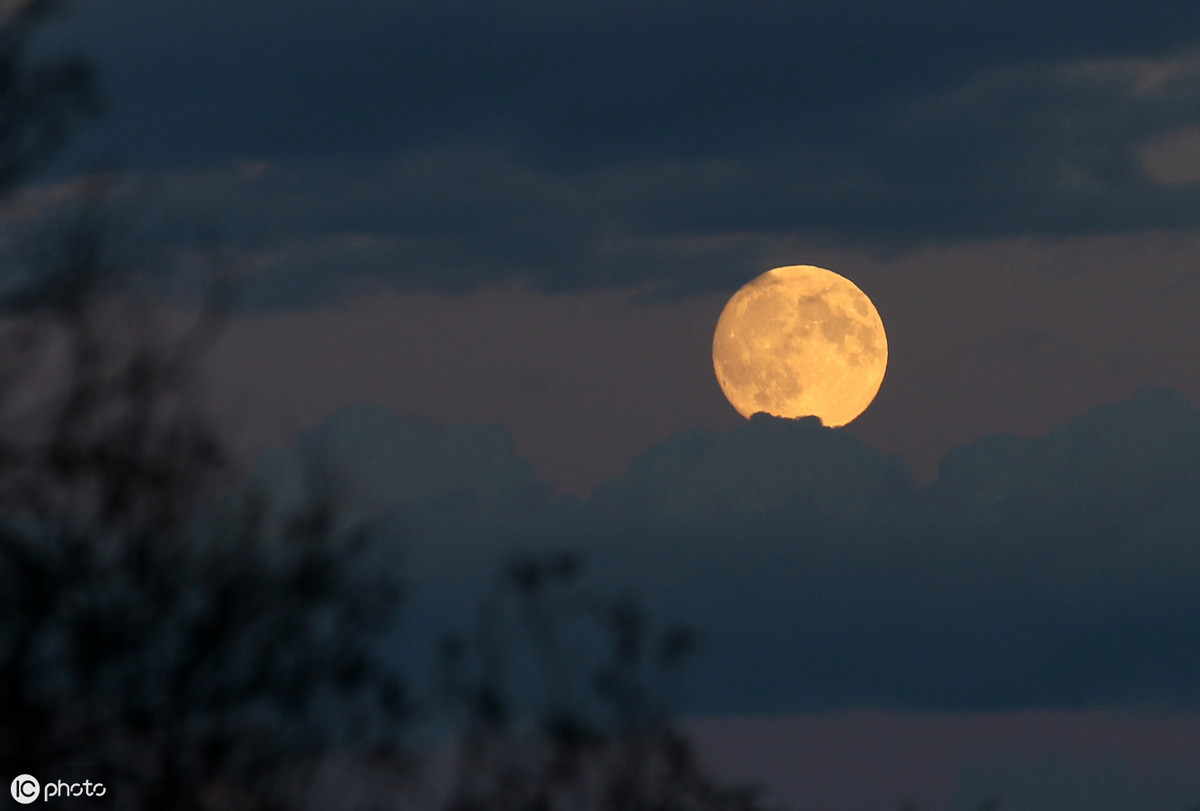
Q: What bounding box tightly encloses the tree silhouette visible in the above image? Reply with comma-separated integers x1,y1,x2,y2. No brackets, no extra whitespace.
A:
0,0,98,196
436,552,777,811
0,186,412,810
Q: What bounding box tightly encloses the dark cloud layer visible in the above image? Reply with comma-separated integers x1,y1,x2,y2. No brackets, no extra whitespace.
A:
249,387,1200,714
45,0,1200,164
31,0,1200,297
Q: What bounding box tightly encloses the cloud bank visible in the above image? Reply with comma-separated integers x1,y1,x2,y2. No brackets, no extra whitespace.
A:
31,0,1200,299
246,386,1200,714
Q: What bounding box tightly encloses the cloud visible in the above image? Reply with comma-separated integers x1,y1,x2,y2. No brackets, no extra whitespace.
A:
243,402,553,553
606,388,1200,713
30,0,1200,298
950,751,1200,811
689,711,1200,811
44,0,1200,165
243,386,1200,714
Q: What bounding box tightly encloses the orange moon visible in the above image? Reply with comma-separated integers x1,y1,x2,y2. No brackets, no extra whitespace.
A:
712,265,887,426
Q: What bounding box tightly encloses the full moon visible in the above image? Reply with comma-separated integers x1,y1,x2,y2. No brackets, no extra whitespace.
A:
712,265,887,426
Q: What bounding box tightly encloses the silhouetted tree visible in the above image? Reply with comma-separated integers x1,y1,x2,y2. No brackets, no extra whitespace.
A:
437,552,777,811
0,188,412,810
0,0,99,196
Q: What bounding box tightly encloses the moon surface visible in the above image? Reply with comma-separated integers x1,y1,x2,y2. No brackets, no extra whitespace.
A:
712,265,888,427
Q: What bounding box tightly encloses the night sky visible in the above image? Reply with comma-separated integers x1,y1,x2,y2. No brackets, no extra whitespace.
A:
17,0,1200,806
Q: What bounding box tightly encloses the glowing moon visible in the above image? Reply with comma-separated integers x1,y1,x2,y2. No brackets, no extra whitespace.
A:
712,265,887,426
